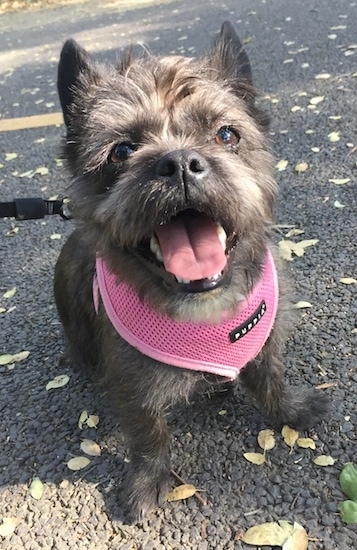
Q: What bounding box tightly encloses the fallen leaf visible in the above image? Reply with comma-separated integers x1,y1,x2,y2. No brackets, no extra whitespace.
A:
29,477,44,500
78,410,88,429
329,178,351,185
310,96,325,105
258,429,276,452
314,455,335,466
50,233,62,240
278,240,293,261
285,229,305,238
278,239,319,261
297,437,316,450
305,129,315,134
80,439,101,457
291,105,301,112
295,162,308,172
276,159,289,171
0,517,20,537
3,286,16,298
243,452,266,465
35,166,49,176
67,456,91,471
5,152,18,161
339,500,357,525
46,374,70,390
315,73,331,79
293,239,319,256
86,415,99,428
282,523,309,550
340,277,357,284
311,147,320,153
293,301,312,309
328,132,340,143
0,308,6,313
242,521,288,546
0,351,30,365
282,426,299,451
334,200,345,208
166,484,197,502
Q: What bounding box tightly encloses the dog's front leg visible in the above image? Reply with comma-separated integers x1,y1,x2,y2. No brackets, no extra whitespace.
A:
120,403,171,521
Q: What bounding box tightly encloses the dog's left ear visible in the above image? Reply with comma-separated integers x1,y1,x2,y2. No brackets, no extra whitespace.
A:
57,39,97,127
209,21,253,92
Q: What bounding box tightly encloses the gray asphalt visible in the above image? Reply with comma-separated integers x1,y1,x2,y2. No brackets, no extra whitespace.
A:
0,0,356,548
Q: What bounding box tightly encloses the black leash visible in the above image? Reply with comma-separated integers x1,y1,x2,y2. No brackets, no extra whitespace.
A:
0,198,72,220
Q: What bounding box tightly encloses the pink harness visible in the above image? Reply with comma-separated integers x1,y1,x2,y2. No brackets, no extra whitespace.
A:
93,250,279,380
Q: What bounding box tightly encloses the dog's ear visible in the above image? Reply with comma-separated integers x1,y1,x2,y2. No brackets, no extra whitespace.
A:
57,39,96,127
210,21,253,90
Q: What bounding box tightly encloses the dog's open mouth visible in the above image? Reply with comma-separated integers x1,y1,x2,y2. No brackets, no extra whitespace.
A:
136,210,237,292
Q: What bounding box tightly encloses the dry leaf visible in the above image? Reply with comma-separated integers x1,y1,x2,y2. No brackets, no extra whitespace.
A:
3,286,16,298
29,477,44,500
291,106,301,112
314,455,335,466
340,277,357,285
78,410,89,429
282,523,309,550
285,229,305,238
80,439,101,457
297,437,316,450
0,517,20,537
35,166,49,176
86,415,99,428
282,426,299,451
334,200,345,208
278,240,293,261
46,374,70,390
310,96,325,105
328,132,340,142
67,456,91,471
293,239,319,256
5,152,18,161
50,234,62,240
0,351,30,365
295,162,308,173
242,522,288,546
166,484,197,502
329,178,351,185
276,159,289,171
315,73,331,79
311,147,320,153
258,429,276,452
278,239,318,261
293,301,312,309
243,452,266,465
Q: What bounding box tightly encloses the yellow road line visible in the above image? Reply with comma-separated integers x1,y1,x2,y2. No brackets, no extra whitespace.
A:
0,112,63,132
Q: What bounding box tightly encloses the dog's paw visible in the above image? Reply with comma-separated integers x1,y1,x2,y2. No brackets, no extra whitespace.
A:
124,463,171,522
279,388,330,429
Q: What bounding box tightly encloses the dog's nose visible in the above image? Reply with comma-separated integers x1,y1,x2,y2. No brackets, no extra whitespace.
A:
156,150,209,183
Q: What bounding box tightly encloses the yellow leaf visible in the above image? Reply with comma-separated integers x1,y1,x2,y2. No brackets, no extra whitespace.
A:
291,105,301,112
293,301,312,309
309,95,324,105
257,429,276,452
67,456,91,471
297,437,316,450
166,484,197,502
328,132,340,142
285,228,305,238
329,178,351,184
46,374,70,390
243,452,266,465
3,286,16,298
5,152,18,161
314,455,335,466
340,277,357,285
29,477,44,500
86,415,99,428
242,522,287,546
0,351,30,365
35,166,49,176
278,240,293,261
50,233,62,240
0,517,20,537
80,439,101,457
78,410,89,430
276,159,289,171
282,523,309,550
334,200,345,208
295,162,308,172
282,426,299,451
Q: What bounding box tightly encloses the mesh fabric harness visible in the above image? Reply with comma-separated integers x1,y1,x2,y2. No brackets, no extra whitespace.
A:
93,250,279,380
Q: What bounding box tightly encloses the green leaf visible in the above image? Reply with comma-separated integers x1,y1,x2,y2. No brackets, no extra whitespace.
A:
340,464,357,501
339,500,357,524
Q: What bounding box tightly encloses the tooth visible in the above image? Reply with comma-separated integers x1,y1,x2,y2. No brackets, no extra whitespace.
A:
176,277,191,284
216,225,227,251
150,236,163,262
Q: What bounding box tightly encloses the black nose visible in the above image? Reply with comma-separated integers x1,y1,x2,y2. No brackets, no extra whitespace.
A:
156,149,209,184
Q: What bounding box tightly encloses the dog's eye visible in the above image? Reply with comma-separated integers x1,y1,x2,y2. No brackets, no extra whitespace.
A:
215,127,240,148
110,142,135,163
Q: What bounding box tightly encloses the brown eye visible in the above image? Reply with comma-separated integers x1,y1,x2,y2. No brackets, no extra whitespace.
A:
109,142,135,163
215,126,240,148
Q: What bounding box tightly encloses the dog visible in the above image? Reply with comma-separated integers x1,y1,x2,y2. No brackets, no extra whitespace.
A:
54,22,328,521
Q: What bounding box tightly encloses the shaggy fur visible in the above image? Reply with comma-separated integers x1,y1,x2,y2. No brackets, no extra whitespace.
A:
55,22,328,521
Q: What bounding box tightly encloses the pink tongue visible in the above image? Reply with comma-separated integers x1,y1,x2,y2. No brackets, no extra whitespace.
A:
155,212,227,281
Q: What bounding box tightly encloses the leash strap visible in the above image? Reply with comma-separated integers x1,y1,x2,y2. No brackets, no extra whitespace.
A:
0,198,72,220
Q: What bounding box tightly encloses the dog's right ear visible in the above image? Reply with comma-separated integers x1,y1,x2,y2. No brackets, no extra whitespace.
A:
57,39,95,127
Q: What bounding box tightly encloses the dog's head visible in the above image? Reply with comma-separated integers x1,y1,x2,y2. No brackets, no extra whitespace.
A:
58,22,277,321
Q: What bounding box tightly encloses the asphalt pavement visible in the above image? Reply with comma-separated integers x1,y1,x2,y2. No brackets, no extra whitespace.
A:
0,0,356,548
